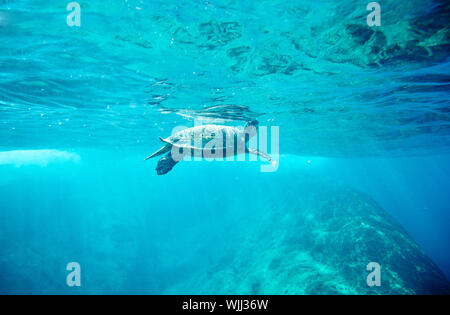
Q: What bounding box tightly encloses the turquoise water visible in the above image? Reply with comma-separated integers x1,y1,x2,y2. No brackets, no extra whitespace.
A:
0,1,449,294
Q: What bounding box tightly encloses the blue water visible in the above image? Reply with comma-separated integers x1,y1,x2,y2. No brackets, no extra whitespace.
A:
0,1,449,294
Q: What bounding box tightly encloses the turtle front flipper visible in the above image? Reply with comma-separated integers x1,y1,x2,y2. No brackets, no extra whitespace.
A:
156,152,179,175
246,147,275,165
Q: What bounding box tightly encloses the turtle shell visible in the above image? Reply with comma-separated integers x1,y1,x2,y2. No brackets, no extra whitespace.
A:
164,125,243,151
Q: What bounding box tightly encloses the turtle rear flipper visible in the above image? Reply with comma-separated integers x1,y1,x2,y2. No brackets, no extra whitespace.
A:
144,144,171,160
156,152,179,175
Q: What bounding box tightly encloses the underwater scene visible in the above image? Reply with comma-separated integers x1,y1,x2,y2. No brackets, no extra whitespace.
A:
0,0,449,295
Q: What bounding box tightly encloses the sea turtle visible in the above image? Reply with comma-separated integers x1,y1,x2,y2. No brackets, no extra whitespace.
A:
144,120,274,175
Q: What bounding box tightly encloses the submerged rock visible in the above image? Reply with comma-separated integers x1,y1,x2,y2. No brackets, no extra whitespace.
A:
167,173,450,294
1,163,448,294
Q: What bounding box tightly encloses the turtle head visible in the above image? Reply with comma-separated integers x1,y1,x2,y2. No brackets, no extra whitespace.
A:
245,120,259,129
243,120,258,141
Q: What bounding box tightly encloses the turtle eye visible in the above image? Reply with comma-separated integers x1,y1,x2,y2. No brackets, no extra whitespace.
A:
246,120,259,128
